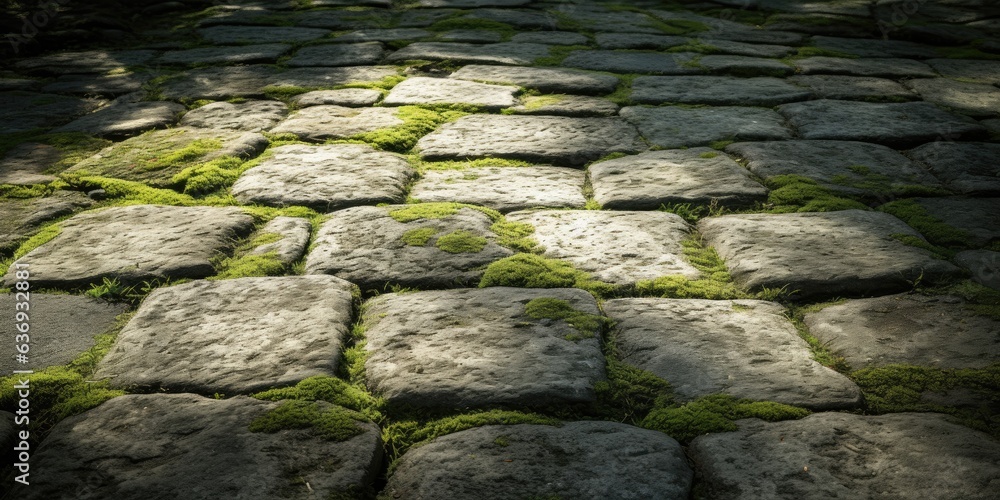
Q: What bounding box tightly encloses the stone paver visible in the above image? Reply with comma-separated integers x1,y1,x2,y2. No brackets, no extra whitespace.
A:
385,42,551,65
449,64,619,94
593,33,687,50
956,250,1000,290
159,43,292,65
410,166,586,212
385,422,692,500
698,210,962,299
907,197,1000,247
631,76,811,106
248,216,312,266
511,31,588,45
786,75,917,101
906,78,1000,118
621,106,793,148
290,88,382,107
926,58,1000,84
179,100,288,132
12,50,157,74
54,101,185,138
334,28,431,43
384,76,518,109
198,25,331,44
811,35,939,58
0,193,93,252
794,56,937,78
697,55,795,76
0,91,105,133
908,142,1000,195
606,298,861,409
286,42,386,67
41,74,150,96
561,50,702,75
508,95,619,117
270,105,403,141
158,65,399,100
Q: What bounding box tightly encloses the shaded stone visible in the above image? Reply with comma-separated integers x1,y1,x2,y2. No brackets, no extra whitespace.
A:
15,394,381,500
907,141,1000,195
53,101,185,138
95,276,355,393
410,166,586,212
909,197,1000,247
306,205,512,289
437,29,502,43
417,115,645,167
559,8,668,34
794,57,936,78
0,192,93,252
786,75,917,101
179,100,288,132
0,91,105,134
593,33,687,50
232,144,414,211
0,78,36,91
606,298,861,409
286,42,386,67
290,88,382,107
697,55,795,76
294,8,392,29
590,148,767,209
13,50,157,75
334,28,431,43
620,105,792,149
804,294,1000,369
511,31,588,45
631,76,810,106
158,65,399,100
0,143,62,185
705,28,806,45
506,210,699,285
249,216,311,266
906,78,1000,117
198,25,331,44
756,0,872,16
419,0,528,6
763,13,876,37
812,35,939,58
384,77,518,109
1,205,255,289
158,43,292,65
689,412,1000,500
777,100,986,148
385,42,551,65
509,95,619,117
450,64,619,95
42,73,150,96
956,250,1000,290
927,58,1000,84
0,412,12,463
270,106,403,142
698,210,961,299
461,8,557,30
385,422,692,500
396,8,461,27
561,50,702,75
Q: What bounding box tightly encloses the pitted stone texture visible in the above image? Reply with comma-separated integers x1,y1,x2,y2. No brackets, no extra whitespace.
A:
787,75,916,101
54,101,185,138
0,91,105,133
956,250,1000,290
698,210,961,299
511,31,588,45
450,65,619,95
593,33,687,50
631,76,811,106
561,50,702,75
437,29,502,43
510,95,619,117
909,197,1000,247
927,58,1000,85
811,36,939,58
461,8,557,30
0,193,93,252
384,77,518,109
689,412,1000,500
385,42,551,65
179,100,288,132
290,88,382,107
334,28,432,43
417,115,645,167
13,50,157,75
158,43,292,65
249,216,312,266
270,106,403,142
507,210,699,285
363,287,605,407
906,78,1000,118
0,294,127,373
697,55,795,76
621,106,792,149
384,422,692,500
778,100,986,147
606,298,861,409
232,144,414,211
306,205,512,289
908,142,1000,195
410,166,585,212
1,205,255,289
794,57,936,78
42,74,150,96
16,394,382,500
95,276,355,393
286,42,386,67
804,294,1000,369
198,25,331,44
590,148,767,209
726,140,941,197
158,65,398,100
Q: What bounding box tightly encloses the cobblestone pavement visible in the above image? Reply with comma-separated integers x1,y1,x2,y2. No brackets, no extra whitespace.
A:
2,0,1000,498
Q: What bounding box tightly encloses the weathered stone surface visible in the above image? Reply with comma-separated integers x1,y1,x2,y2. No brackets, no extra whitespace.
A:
334,28,431,43
726,140,941,197
385,42,551,65
53,101,185,138
812,35,939,58
436,29,502,43
804,294,1000,369
232,144,414,211
606,298,861,409
926,58,1000,84
621,105,792,148
396,8,461,27
509,95,619,117
410,166,586,212
0,411,13,461
158,65,399,100
417,115,645,167
0,294,127,373
689,412,1000,500
13,50,157,74
0,143,60,185
787,75,917,101
705,28,806,45
306,205,512,289
510,31,588,45
697,55,795,76
16,394,382,500
956,250,1000,290
95,276,355,393
461,8,556,29
699,39,795,58
698,210,962,299
561,50,702,75
560,8,667,34
290,88,382,107
419,0,528,6
294,8,392,29
631,76,811,106
0,193,93,252
198,25,331,44
450,64,619,95
385,422,692,499
907,142,1000,195
179,100,288,132
0,78,38,91
0,91,105,134
158,43,292,65
777,100,986,147
41,73,150,96
270,105,403,141
910,197,1000,247
507,210,699,284
593,33,687,50
364,287,605,407
384,77,518,109
590,148,767,209
249,216,312,266
1,205,255,289
906,78,1000,117
795,56,936,78
763,13,876,37
286,42,386,67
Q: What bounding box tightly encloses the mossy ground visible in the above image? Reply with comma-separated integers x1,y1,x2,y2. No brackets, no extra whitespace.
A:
434,230,487,254
524,297,610,340
211,231,287,280
248,400,371,441
641,394,811,443
348,106,466,153
764,175,869,213
480,254,616,296
879,199,975,248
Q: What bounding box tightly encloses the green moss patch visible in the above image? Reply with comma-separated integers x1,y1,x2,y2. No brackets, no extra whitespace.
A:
60,175,197,207
401,227,438,246
524,297,610,340
535,45,589,66
594,357,674,423
170,156,247,196
879,199,974,248
211,231,287,280
249,400,370,441
641,394,810,443
252,375,383,421
416,157,533,172
490,219,537,253
519,94,569,111
435,230,487,254
349,106,466,152
0,221,62,278
765,175,869,213
606,74,637,106
389,202,462,223
480,254,615,296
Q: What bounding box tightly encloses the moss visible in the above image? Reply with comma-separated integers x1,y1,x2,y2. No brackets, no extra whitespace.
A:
666,40,720,54
0,221,62,277
248,400,369,441
765,175,869,213
786,310,852,372
170,156,248,195
520,94,570,111
708,140,734,150
890,233,956,260
594,357,674,423
480,254,616,296
416,157,533,172
490,219,538,253
401,227,438,246
879,199,973,248
389,202,462,222
435,230,487,254
653,19,710,36
606,74,637,106
698,151,719,159
524,298,610,340
211,231,288,280
934,46,1000,61
350,106,466,152
60,174,196,206
796,46,858,58
641,394,811,443
534,44,589,66
253,376,383,423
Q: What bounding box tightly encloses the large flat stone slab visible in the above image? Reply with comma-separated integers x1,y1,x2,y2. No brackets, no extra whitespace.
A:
590,148,767,209
561,50,702,75
910,197,1000,247
2,205,255,289
385,42,551,65
362,287,606,407
95,276,355,394
509,95,619,117
593,33,686,50
696,55,795,77
13,50,157,75
956,250,1000,290
384,76,518,110
506,210,699,285
232,144,414,211
417,115,645,167
306,205,512,289
158,43,292,65
0,192,93,252
606,298,861,409
410,166,585,212
786,75,917,101
198,25,331,44
334,28,432,43
450,65,619,95
41,73,150,96
908,142,1000,195
290,88,382,107
15,394,381,500
53,101,185,138
926,58,1000,85
631,76,811,106
286,42,386,67
777,100,987,148
158,65,399,100
794,56,936,78
689,412,1000,500
698,210,962,299
811,35,938,58
179,100,288,132
385,422,692,500
621,106,792,149
906,78,1000,118
804,294,1000,369
269,105,403,142
0,91,105,134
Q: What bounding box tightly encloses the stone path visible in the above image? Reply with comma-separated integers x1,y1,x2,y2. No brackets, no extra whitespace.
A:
2,0,999,498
